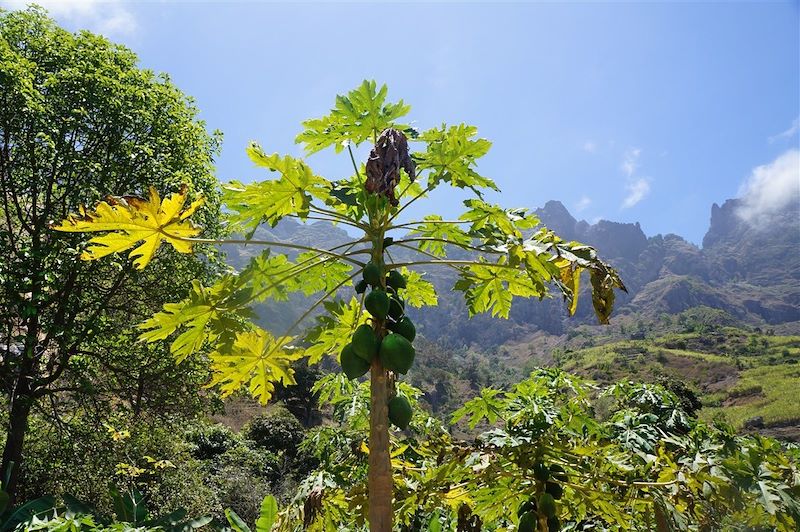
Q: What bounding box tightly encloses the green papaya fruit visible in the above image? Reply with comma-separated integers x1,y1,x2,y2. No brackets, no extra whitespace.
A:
388,295,405,320
382,236,394,250
550,464,567,482
539,493,557,518
547,516,560,532
388,316,416,342
354,279,368,294
365,289,390,320
545,481,563,500
351,324,378,361
516,499,535,518
517,511,536,532
341,344,369,379
379,333,415,374
388,395,412,429
362,262,382,287
533,462,549,482
386,270,407,290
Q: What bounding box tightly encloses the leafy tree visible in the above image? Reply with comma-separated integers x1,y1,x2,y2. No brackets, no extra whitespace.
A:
0,7,223,499
54,80,625,530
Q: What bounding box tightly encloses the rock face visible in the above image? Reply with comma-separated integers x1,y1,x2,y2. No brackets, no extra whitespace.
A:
224,197,800,347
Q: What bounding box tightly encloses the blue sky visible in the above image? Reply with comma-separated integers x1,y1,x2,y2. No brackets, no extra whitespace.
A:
4,1,799,244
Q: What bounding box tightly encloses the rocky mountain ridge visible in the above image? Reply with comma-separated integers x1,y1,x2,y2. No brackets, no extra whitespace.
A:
225,195,800,347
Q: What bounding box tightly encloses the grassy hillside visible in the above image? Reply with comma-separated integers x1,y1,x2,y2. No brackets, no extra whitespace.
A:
557,328,800,439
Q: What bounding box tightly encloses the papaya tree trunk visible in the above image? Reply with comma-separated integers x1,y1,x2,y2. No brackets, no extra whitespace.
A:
366,230,393,531
368,360,392,531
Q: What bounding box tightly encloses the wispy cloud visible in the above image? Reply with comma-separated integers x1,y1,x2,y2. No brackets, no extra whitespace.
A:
582,141,597,153
736,149,800,224
0,0,137,36
619,147,650,208
769,117,799,144
575,196,592,212
622,178,650,209
621,148,641,177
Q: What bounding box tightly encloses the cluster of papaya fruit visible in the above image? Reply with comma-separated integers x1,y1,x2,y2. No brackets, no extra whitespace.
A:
340,254,416,430
516,462,566,531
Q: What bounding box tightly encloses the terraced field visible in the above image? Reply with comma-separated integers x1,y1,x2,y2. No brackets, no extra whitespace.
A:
558,330,800,440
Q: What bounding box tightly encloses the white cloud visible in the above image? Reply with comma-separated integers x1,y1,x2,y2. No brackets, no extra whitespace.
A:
575,196,592,212
736,149,800,224
622,178,650,209
769,117,799,144
582,141,597,153
0,0,137,36
621,148,641,177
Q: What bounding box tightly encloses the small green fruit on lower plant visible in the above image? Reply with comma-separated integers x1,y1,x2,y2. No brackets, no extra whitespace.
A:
388,316,416,342
517,511,536,532
388,395,412,429
386,270,407,290
354,279,368,294
516,499,535,518
352,324,379,361
533,462,549,482
545,481,563,500
363,262,382,287
539,493,557,518
341,344,370,379
365,289,390,320
550,464,567,482
379,333,415,374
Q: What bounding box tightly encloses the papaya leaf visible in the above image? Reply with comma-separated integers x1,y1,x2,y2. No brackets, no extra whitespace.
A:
223,148,329,231
296,80,411,155
51,185,204,269
294,251,354,296
460,199,534,239
451,388,506,429
397,267,437,308
304,298,367,364
415,124,497,194
408,215,472,257
138,277,253,362
455,263,543,319
559,263,582,317
208,328,301,405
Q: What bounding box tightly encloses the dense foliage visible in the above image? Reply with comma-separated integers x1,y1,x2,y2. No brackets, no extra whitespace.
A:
0,6,223,500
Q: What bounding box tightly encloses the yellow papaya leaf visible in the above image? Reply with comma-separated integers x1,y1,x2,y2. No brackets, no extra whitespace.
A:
52,185,204,269
208,328,302,405
559,264,582,316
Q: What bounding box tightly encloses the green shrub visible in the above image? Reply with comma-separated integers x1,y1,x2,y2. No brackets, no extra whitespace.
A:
185,424,240,460
243,408,305,456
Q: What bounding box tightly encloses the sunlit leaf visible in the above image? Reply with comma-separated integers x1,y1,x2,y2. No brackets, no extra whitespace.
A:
52,185,204,269
208,328,301,405
296,80,411,155
397,267,437,308
223,147,329,231
415,124,497,194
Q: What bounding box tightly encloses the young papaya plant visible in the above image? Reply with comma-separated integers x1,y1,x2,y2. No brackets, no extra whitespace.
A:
53,80,625,531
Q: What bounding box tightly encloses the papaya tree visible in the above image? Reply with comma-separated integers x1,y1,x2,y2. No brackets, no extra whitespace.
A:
53,81,626,531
